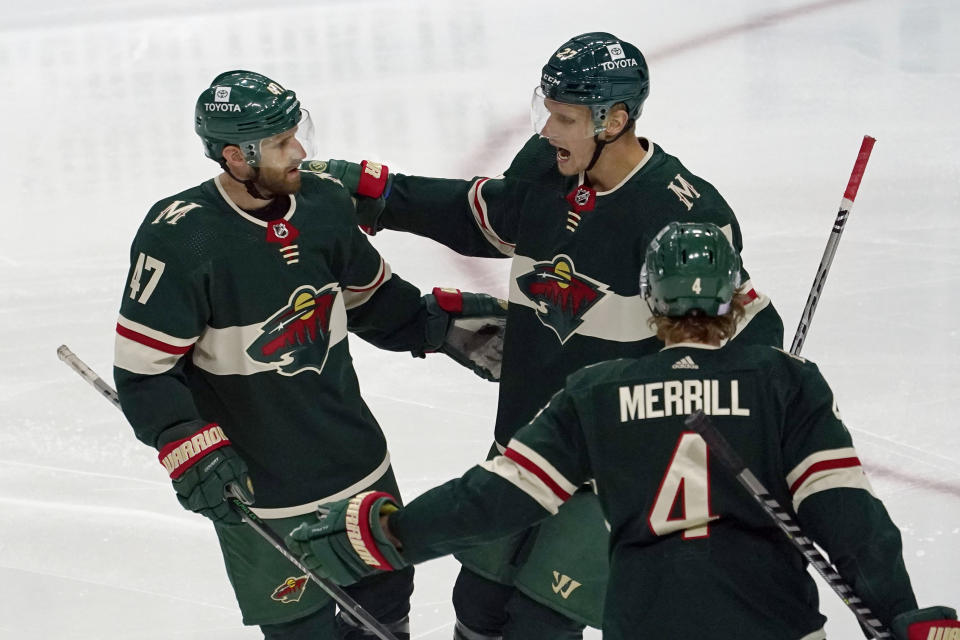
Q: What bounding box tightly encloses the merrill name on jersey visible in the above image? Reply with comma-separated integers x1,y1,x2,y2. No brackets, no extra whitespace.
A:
619,379,750,422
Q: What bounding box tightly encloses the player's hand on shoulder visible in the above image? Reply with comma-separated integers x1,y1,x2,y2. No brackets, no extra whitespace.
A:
299,159,390,234
285,491,407,585
892,606,960,640
156,421,253,525
421,287,508,382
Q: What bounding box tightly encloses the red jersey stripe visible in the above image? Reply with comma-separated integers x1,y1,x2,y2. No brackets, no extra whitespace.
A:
789,457,862,495
116,323,193,355
504,447,572,501
346,258,387,293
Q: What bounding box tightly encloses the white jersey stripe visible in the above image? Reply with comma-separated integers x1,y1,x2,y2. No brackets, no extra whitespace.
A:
250,452,392,518
508,253,657,343
479,455,566,514
791,467,875,512
114,314,198,375
115,332,186,375
192,295,348,376
468,177,515,257
507,440,579,497
786,447,861,487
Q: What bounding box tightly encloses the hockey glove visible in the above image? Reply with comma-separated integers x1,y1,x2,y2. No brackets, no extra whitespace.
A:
301,159,391,234
286,491,407,585
891,606,960,640
420,287,507,382
157,422,254,526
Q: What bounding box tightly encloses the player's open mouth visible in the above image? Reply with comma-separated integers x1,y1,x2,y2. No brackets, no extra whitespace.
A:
557,147,571,162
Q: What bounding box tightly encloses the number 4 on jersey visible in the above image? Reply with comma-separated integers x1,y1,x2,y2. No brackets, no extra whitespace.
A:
128,252,166,304
648,432,718,539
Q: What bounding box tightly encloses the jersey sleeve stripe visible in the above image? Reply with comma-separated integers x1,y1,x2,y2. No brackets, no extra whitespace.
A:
115,322,194,355
343,259,392,310
115,315,198,375
468,177,515,257
504,443,576,501
786,447,876,510
788,457,861,495
478,456,566,515
791,466,875,511
786,447,860,487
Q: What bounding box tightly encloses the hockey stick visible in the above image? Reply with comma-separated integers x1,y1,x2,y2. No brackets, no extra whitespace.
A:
790,135,876,355
685,411,891,639
56,345,400,640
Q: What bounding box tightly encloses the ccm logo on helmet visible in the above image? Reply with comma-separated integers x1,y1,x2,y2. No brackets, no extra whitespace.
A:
204,103,241,112
600,58,639,71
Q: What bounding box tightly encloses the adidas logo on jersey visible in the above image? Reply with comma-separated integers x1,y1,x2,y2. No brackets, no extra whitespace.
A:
672,356,698,370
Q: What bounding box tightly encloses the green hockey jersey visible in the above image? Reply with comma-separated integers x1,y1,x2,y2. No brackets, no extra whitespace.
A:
115,171,431,514
378,135,784,445
389,344,918,639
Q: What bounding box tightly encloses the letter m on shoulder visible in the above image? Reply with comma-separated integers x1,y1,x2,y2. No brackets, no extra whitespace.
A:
153,201,202,225
666,174,701,211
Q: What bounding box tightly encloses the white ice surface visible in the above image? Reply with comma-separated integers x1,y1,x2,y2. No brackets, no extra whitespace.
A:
1,0,958,637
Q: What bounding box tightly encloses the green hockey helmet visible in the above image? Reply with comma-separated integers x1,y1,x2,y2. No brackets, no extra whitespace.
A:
195,70,315,166
532,32,650,137
640,222,742,317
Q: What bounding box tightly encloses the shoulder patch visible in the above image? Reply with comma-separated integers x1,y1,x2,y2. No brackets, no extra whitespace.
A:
665,173,701,211
151,200,202,226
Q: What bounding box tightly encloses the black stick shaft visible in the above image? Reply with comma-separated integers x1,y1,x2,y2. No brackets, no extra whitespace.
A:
57,345,399,640
790,136,875,355
685,411,891,638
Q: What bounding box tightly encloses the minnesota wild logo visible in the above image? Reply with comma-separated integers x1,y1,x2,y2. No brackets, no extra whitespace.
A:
247,284,339,375
516,255,608,343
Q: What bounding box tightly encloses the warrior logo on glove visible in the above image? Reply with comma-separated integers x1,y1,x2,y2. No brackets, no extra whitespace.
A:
247,284,339,376
517,255,609,343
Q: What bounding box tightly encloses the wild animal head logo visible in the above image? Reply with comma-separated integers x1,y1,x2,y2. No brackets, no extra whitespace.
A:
246,284,339,375
516,255,608,343
270,576,309,603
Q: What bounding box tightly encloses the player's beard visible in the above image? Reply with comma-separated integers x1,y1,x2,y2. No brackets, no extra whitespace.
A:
255,165,302,197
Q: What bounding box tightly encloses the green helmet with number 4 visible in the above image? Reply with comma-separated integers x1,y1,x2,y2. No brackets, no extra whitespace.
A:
641,222,742,317
535,32,650,134
195,70,311,165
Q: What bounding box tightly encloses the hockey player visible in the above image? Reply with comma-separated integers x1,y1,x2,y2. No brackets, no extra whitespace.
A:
113,70,506,640
322,32,784,639
286,222,960,640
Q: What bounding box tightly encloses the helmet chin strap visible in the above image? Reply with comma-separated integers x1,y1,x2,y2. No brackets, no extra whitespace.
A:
585,118,635,173
219,161,272,201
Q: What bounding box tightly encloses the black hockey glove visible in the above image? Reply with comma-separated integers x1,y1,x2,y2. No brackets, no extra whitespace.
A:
419,287,507,382
301,159,390,234
891,606,960,639
156,421,254,526
286,491,408,585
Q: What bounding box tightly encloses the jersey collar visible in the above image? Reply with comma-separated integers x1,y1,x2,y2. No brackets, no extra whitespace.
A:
578,137,656,196
660,341,721,351
214,175,297,227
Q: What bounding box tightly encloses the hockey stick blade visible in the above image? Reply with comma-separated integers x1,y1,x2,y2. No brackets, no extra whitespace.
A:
685,411,891,639
58,345,400,640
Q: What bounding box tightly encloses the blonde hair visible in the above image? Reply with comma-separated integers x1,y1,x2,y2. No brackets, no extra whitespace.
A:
648,295,747,345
